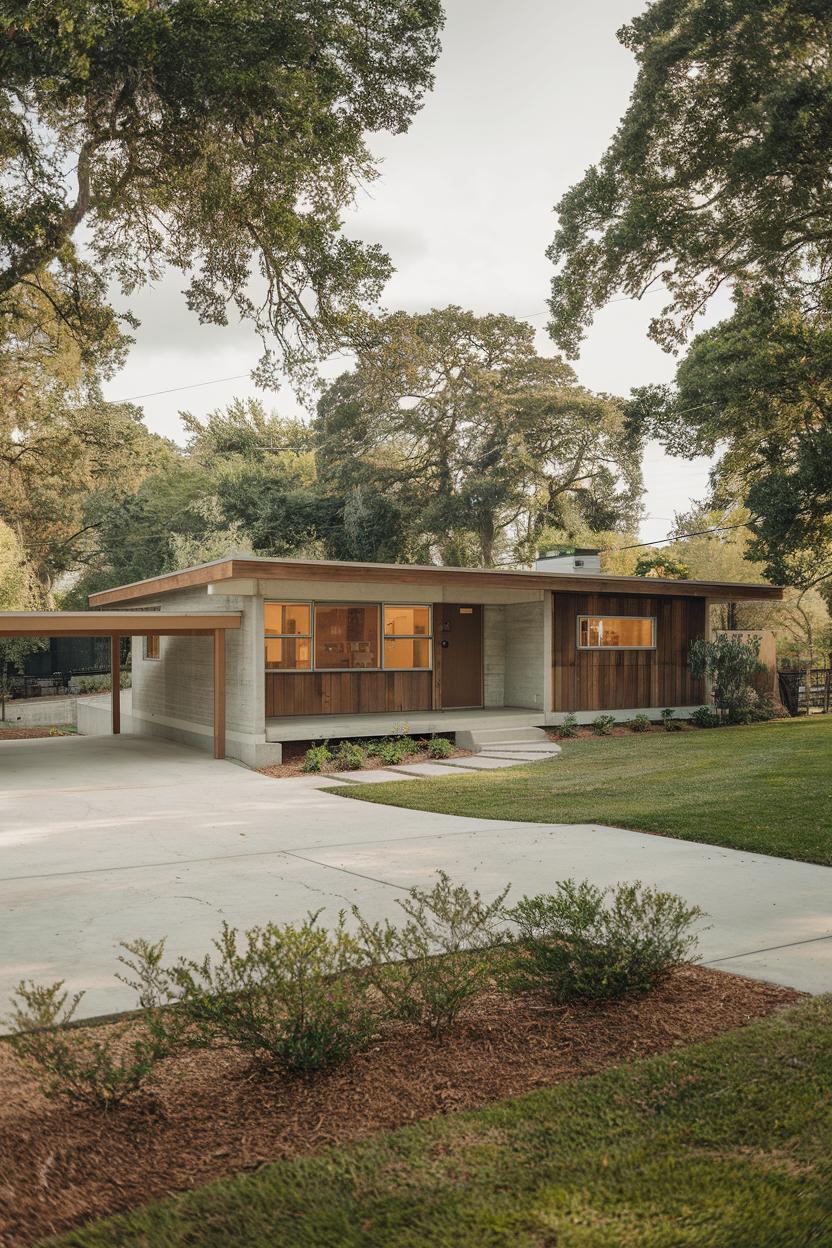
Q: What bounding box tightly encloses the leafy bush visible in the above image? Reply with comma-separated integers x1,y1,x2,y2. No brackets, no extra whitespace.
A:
375,738,407,766
690,705,720,729
626,714,651,733
74,672,131,694
591,714,616,736
557,713,579,738
505,880,703,1003
661,708,682,732
157,914,376,1073
427,736,453,759
689,634,766,723
333,740,366,770
302,743,333,773
353,871,509,1037
7,980,166,1109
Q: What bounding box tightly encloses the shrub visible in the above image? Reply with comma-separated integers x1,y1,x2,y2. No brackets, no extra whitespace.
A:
661,708,682,732
591,714,616,736
333,740,366,770
505,880,703,1003
159,914,376,1073
690,705,720,729
626,714,651,733
557,713,579,738
302,743,333,773
353,871,509,1037
374,738,407,766
427,736,453,759
689,634,765,723
7,980,166,1109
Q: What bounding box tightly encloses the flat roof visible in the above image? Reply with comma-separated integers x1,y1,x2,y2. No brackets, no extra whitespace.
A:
88,556,785,606
0,611,241,637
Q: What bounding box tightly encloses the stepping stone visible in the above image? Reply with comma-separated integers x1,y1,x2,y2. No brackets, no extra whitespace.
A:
327,769,408,784
388,761,466,777
439,755,519,770
479,751,559,763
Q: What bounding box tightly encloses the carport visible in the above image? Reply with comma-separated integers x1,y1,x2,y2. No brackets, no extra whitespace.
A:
0,611,241,758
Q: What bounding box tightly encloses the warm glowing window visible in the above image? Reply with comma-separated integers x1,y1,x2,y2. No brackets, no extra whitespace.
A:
383,605,432,669
143,634,160,660
264,603,312,670
577,616,656,649
314,604,379,670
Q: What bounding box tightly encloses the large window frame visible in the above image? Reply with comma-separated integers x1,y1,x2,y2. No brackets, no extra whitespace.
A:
576,614,657,651
264,600,434,673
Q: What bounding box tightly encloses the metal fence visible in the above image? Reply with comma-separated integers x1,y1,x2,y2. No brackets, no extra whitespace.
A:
778,669,832,716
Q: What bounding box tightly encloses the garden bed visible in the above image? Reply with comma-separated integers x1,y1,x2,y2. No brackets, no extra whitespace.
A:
0,724,75,740
0,967,798,1247
259,735,472,778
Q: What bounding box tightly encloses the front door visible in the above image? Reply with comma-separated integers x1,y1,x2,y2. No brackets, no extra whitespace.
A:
436,604,483,708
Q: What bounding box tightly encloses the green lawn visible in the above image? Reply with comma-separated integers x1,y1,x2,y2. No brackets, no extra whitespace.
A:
46,997,832,1247
336,718,832,865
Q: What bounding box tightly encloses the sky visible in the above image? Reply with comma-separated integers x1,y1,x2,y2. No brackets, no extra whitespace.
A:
102,0,724,545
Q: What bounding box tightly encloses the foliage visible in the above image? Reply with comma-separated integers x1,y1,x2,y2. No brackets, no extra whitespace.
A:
0,520,37,608
0,636,48,718
0,0,443,381
626,714,651,733
548,0,832,355
6,980,165,1109
368,738,407,766
333,741,366,771
301,744,333,774
427,736,453,759
660,708,682,732
74,673,131,694
633,553,690,580
315,307,642,566
353,871,509,1037
690,706,721,729
557,713,579,738
591,714,615,736
689,634,765,724
505,881,703,1003
156,915,376,1073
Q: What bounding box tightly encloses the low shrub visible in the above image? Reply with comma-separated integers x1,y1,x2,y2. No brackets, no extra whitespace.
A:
505,880,703,1003
690,705,720,729
375,738,407,766
557,713,579,738
157,915,376,1073
333,740,366,770
302,743,333,773
591,714,616,736
353,871,509,1037
626,714,651,733
74,672,132,694
427,736,453,759
7,980,166,1109
661,708,682,732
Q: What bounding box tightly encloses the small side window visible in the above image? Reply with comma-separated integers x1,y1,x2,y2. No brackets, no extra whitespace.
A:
143,634,160,660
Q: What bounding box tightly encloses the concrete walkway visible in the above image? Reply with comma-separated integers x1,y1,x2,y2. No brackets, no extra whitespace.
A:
0,735,829,1019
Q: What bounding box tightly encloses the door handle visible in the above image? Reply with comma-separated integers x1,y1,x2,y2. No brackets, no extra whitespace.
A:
440,639,449,648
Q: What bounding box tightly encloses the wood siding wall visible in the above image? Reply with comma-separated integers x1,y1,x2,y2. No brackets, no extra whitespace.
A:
265,671,432,718
552,592,706,711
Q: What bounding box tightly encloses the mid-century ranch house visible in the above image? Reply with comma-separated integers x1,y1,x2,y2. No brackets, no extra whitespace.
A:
81,550,783,766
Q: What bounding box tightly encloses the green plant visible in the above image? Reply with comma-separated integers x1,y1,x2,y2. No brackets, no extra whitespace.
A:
689,634,766,724
661,708,682,732
302,743,333,773
506,880,703,1003
626,714,651,733
353,872,510,1037
333,740,366,770
427,736,453,759
690,705,721,729
373,738,407,765
557,713,579,738
591,714,616,736
159,914,376,1073
6,980,166,1109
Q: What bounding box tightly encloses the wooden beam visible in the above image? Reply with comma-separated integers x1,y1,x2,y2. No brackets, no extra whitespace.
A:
213,628,226,760
0,611,241,637
111,634,121,735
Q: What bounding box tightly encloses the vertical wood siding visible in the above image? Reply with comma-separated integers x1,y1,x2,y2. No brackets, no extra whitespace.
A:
552,592,706,711
265,670,433,717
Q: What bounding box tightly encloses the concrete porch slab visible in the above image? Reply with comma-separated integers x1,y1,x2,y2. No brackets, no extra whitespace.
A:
265,707,544,744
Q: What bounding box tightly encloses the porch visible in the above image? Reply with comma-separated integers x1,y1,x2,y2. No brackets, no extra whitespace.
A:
265,705,546,746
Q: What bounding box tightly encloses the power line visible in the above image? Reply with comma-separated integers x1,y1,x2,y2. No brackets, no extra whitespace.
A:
604,521,750,553
112,373,252,403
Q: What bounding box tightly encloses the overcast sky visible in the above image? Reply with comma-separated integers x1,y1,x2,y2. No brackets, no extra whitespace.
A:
103,0,724,544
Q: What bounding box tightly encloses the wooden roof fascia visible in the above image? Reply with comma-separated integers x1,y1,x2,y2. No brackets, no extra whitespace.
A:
0,611,241,637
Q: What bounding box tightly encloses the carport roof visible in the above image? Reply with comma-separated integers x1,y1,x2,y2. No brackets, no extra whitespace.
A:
0,611,241,637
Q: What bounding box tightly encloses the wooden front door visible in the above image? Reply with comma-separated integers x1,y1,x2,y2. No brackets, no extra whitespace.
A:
436,604,483,708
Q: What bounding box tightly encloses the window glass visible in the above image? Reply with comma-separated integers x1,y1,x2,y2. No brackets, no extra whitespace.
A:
144,634,160,660
265,637,311,670
578,616,655,649
383,605,431,637
383,637,431,669
265,603,311,636
314,604,379,669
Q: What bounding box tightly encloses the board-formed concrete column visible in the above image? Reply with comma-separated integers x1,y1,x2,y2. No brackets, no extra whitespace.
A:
213,627,226,759
110,635,121,735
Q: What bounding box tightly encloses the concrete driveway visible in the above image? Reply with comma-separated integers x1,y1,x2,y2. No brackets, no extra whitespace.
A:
1,735,830,1019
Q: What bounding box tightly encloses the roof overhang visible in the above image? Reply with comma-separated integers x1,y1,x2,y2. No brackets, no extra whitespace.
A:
0,611,241,637
88,557,785,607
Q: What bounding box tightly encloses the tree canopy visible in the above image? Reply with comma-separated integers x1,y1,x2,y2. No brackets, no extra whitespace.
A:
547,0,832,355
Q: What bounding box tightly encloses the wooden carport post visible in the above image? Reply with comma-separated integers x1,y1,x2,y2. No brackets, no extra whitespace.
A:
213,627,226,759
110,634,121,735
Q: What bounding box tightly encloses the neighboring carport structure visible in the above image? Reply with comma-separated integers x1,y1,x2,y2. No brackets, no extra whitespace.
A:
0,611,241,758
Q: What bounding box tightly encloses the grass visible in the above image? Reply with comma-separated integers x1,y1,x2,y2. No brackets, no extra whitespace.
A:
44,996,832,1247
335,717,832,865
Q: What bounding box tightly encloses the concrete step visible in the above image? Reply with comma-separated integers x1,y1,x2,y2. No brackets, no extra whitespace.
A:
457,725,549,749
479,740,557,752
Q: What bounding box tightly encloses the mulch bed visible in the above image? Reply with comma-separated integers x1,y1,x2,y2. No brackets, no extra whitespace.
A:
0,726,73,741
0,967,799,1247
259,738,472,779
546,723,696,743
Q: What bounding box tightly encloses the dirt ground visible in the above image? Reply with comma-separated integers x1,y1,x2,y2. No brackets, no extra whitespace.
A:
259,737,472,778
0,725,75,740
